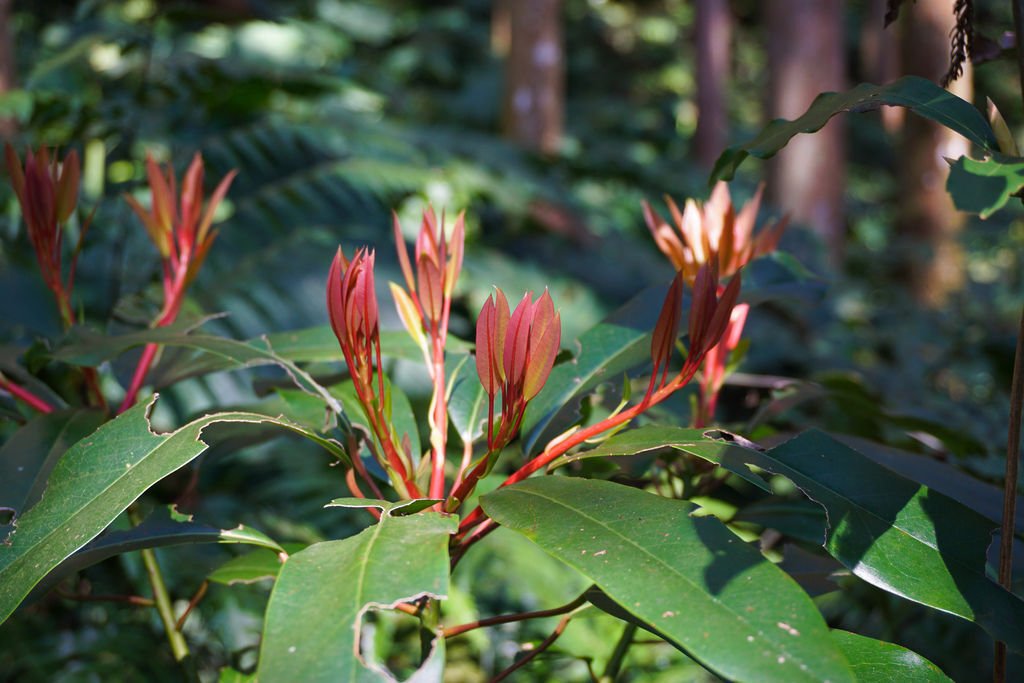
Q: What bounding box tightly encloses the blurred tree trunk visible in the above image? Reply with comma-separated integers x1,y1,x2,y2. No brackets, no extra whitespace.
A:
766,0,847,266
693,0,732,168
860,0,903,132
501,0,563,154
0,0,16,140
897,0,972,306
492,0,511,57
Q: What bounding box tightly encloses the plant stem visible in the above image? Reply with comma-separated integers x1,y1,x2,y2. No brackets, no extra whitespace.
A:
491,604,586,682
997,4,1024,681
82,367,107,411
600,622,637,682
55,587,154,607
119,342,160,413
428,334,448,500
443,593,587,638
457,363,700,539
0,374,54,413
174,580,208,631
129,508,190,662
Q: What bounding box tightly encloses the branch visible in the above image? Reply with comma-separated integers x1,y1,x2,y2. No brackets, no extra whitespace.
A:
491,603,586,682
443,593,587,638
0,374,54,413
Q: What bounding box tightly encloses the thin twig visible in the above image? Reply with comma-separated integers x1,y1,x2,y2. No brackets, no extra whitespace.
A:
444,593,587,638
128,508,190,662
491,605,585,682
119,342,160,413
174,580,208,631
0,376,54,413
55,587,154,607
394,602,421,617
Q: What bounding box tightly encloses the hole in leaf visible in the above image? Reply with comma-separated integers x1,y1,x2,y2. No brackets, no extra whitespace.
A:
358,605,431,680
0,507,15,526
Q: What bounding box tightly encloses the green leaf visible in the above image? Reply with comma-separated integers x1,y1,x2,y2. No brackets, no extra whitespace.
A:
447,353,487,445
0,398,347,624
29,506,283,599
946,154,1024,218
325,498,441,516
712,77,997,183
127,326,469,387
217,667,255,683
481,477,854,683
257,510,457,682
521,322,650,454
210,548,286,586
54,326,343,414
332,377,420,467
749,431,1024,652
830,631,952,682
732,499,828,546
551,425,772,492
0,409,106,532
578,427,1024,651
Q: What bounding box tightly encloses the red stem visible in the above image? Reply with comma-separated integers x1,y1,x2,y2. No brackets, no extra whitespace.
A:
428,332,448,500
118,342,160,414
173,580,208,631
117,263,189,415
345,469,382,521
491,606,581,682
0,376,55,413
443,593,587,638
456,362,701,540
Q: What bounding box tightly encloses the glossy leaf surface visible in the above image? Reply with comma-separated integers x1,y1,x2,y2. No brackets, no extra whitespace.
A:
482,477,854,683
29,505,282,598
0,408,106,533
830,631,952,682
712,77,996,183
946,154,1024,219
759,431,1024,652
0,399,345,624
567,426,1024,651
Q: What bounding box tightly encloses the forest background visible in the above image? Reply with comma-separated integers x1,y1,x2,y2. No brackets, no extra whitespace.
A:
1,0,1023,681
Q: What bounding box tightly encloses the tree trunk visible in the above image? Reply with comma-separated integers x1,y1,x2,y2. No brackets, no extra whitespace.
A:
492,0,511,57
860,0,903,132
693,0,732,168
0,0,16,140
766,0,847,266
501,0,563,154
897,0,972,306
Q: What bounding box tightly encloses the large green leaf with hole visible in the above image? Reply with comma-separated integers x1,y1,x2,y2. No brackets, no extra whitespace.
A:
946,153,1024,218
0,398,346,624
257,509,456,682
712,76,997,183
830,631,952,682
481,477,854,683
